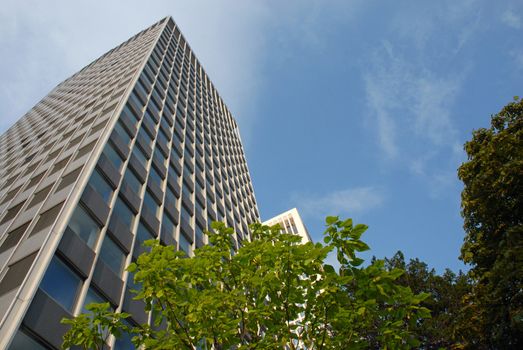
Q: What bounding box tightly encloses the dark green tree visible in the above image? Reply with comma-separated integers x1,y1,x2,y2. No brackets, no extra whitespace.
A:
62,217,430,349
383,251,471,349
458,97,523,348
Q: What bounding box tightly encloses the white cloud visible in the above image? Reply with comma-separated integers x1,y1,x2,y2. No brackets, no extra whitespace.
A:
501,9,522,29
293,187,384,218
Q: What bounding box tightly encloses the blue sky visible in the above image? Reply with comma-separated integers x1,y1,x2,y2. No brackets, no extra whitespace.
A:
1,1,521,272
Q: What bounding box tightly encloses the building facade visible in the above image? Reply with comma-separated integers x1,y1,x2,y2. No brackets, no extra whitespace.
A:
0,17,259,349
263,208,312,244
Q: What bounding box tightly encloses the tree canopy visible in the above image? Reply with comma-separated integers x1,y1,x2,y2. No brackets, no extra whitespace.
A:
383,251,471,349
62,217,430,349
457,97,523,348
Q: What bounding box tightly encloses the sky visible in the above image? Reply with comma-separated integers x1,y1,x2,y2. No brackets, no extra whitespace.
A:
1,0,521,273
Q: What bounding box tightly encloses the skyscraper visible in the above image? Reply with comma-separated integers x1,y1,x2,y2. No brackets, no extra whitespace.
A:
0,16,259,349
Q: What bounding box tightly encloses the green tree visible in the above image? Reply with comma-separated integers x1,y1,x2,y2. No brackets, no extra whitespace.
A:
383,251,471,349
457,97,523,348
62,217,430,349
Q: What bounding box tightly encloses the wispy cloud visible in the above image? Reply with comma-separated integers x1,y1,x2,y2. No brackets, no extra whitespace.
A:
361,2,484,197
292,187,384,219
501,9,522,29
364,44,463,161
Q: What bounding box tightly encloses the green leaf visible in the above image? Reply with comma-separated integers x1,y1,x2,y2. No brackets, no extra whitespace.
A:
326,216,338,225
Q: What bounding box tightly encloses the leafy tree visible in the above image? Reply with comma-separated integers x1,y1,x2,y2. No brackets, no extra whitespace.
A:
383,251,471,349
457,97,523,348
62,217,430,349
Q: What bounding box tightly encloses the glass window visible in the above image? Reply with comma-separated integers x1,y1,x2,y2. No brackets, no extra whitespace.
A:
182,182,193,202
164,187,178,207
162,213,176,238
157,127,169,147
99,236,126,276
195,222,205,243
88,169,113,202
40,256,82,311
67,205,101,248
9,330,49,350
179,232,192,256
83,287,111,313
143,191,160,218
153,147,167,168
149,166,163,186
114,120,132,146
111,197,135,229
132,146,149,165
122,104,140,124
180,204,193,225
123,170,143,195
136,222,154,250
102,142,124,172
137,127,153,149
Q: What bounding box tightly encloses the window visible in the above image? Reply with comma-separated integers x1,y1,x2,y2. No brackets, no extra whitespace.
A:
83,287,111,313
164,186,178,208
113,120,132,146
180,203,193,226
143,191,160,218
148,166,163,187
87,169,113,202
122,104,140,124
102,142,124,172
9,330,49,350
135,221,154,252
179,232,192,256
137,127,154,149
99,236,126,276
67,205,101,248
40,256,82,311
123,170,143,195
111,197,135,229
132,146,149,166
153,147,167,168
162,213,176,238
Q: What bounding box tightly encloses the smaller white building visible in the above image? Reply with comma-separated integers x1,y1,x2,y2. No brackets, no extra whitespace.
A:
263,208,312,243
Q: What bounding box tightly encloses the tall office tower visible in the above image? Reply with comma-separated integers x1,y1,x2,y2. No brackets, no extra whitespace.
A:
263,208,312,244
0,17,259,349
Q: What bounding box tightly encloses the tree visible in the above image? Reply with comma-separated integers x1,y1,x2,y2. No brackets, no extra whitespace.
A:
62,217,430,349
383,251,472,349
457,97,523,348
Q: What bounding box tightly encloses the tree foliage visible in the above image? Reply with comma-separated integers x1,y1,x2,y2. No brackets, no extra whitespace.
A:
457,97,523,348
383,251,471,349
62,217,430,349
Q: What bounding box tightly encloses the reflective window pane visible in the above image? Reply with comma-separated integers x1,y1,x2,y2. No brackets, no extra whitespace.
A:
111,197,135,229
67,205,101,248
99,236,126,276
9,330,49,350
102,142,124,172
88,169,113,202
143,191,160,218
123,170,143,195
40,256,81,311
